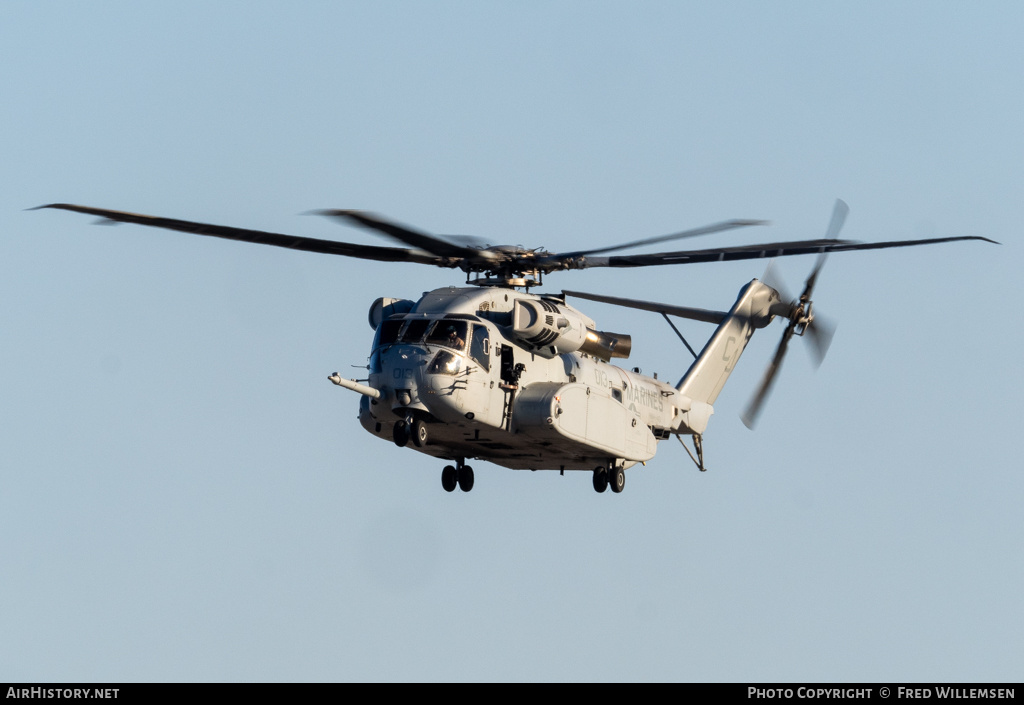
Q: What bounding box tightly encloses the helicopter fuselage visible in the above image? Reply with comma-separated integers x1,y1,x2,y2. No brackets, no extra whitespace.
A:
352,286,691,472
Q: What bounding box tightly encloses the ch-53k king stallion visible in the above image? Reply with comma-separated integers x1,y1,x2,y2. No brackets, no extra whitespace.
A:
36,201,995,494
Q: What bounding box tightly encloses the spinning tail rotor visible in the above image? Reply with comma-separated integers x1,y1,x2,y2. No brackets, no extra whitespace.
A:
741,201,847,429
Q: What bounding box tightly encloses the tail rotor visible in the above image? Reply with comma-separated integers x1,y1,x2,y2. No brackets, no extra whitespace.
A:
741,201,845,429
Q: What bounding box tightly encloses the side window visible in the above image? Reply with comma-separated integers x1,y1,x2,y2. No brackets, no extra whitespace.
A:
470,325,490,371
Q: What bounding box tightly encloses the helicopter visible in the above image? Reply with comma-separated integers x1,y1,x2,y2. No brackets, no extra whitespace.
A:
35,200,996,494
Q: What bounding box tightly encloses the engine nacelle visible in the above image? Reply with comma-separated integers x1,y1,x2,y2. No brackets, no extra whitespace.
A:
511,298,630,360
512,299,587,356
368,297,415,330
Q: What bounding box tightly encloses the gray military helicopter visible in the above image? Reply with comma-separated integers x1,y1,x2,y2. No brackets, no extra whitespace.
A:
36,201,995,494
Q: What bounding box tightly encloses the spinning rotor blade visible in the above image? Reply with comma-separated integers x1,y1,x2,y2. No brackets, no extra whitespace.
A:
577,238,852,268
316,209,484,260
443,234,493,249
796,254,836,368
761,259,793,303
786,201,846,364
761,256,834,367
580,234,996,269
805,254,835,358
38,199,999,286
813,234,1000,253
805,314,835,367
741,319,797,429
34,204,446,265
823,199,850,241
741,273,833,429
549,219,769,260
585,198,992,270
742,203,853,429
793,198,847,302
802,253,827,300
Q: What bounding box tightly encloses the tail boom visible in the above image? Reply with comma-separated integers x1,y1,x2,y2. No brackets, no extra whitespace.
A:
675,280,779,409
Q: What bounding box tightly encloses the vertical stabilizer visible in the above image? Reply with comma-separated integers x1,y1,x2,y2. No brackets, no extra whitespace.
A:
676,280,778,406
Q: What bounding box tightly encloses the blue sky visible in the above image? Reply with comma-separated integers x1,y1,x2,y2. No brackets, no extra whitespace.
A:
1,2,1021,682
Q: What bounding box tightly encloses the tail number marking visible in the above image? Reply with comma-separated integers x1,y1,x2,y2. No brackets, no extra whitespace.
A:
722,336,738,372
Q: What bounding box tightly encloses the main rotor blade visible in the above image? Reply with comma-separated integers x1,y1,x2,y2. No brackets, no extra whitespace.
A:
816,234,999,252
316,209,484,260
578,234,997,269
550,219,769,260
562,290,729,325
588,238,853,267
34,204,446,265
443,233,493,249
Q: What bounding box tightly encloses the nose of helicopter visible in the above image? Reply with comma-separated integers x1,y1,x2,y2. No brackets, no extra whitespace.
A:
373,344,468,422
376,348,426,409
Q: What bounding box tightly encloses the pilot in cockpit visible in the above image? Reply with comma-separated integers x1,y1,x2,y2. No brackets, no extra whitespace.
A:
445,325,466,351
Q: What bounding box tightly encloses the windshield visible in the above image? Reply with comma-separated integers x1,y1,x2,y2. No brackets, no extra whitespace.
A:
401,319,432,344
374,319,402,349
426,320,468,352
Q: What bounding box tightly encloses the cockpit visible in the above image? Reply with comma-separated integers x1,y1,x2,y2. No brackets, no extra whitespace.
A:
370,315,490,375
425,321,468,352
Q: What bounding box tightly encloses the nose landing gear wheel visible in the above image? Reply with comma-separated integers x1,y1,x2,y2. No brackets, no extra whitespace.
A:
393,420,411,447
593,467,608,493
411,419,428,447
610,466,625,493
458,465,474,492
441,465,457,492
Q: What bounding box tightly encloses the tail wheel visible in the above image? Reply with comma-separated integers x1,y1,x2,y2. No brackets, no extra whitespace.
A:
610,466,625,493
441,465,457,492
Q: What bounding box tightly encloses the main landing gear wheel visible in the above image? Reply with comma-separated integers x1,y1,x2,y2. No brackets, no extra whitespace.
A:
393,420,411,448
411,419,428,448
458,465,474,492
593,467,608,493
441,463,474,492
441,465,457,492
610,466,625,493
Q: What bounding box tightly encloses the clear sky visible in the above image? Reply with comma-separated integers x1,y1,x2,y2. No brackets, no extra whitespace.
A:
1,1,1020,682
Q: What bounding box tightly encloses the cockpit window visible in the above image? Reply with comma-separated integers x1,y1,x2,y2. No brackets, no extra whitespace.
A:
426,320,468,351
427,350,463,376
375,319,402,349
401,319,432,343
